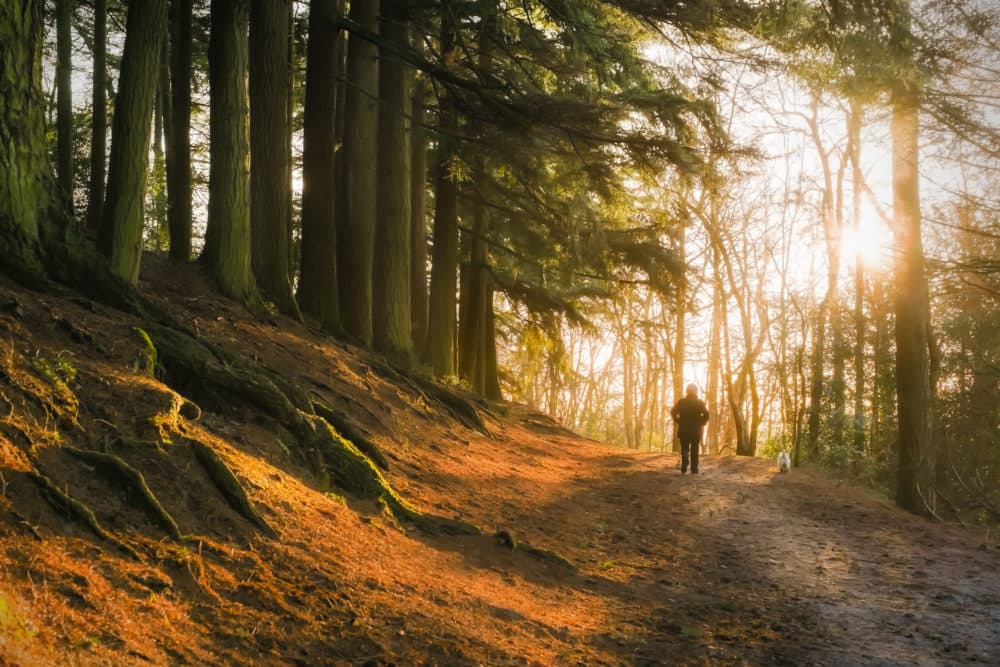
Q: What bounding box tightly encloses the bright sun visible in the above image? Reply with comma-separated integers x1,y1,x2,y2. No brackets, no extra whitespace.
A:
840,204,894,272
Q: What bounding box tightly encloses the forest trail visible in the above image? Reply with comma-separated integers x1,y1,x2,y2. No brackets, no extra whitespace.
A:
495,450,1000,666
1,267,998,666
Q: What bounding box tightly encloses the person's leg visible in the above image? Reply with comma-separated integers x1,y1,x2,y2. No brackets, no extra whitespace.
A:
690,438,700,473
680,438,689,473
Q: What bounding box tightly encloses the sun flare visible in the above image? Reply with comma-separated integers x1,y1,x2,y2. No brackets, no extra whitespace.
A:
841,206,894,272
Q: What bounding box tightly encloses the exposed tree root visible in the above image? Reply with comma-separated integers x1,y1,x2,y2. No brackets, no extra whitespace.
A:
410,375,491,437
189,440,277,538
148,386,201,441
28,469,140,559
8,508,43,541
147,324,479,536
310,399,390,471
62,446,183,540
494,530,575,571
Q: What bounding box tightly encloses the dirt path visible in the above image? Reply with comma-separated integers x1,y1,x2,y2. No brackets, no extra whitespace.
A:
472,447,1000,665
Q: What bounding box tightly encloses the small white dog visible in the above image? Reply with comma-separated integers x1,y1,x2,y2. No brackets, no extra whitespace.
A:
777,451,791,473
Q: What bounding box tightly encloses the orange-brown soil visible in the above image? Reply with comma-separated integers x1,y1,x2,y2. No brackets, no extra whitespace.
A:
1,258,998,666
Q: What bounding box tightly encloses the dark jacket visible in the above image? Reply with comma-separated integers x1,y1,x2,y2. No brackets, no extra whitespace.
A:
671,396,709,440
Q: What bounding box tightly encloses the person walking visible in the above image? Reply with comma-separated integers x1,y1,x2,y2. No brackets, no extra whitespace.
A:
671,383,709,474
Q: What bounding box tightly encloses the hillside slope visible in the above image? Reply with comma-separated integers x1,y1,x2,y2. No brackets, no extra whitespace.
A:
1,260,998,666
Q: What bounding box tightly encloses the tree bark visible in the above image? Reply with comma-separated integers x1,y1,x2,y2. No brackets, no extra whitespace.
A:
706,241,722,454
848,99,866,466
249,0,299,318
203,0,256,303
458,0,496,393
99,0,168,285
297,0,345,324
483,283,501,400
373,0,413,363
424,1,459,376
336,0,380,343
167,0,193,261
409,75,429,355
86,0,107,229
0,0,48,280
150,33,169,251
55,0,74,212
892,60,934,516
671,223,686,453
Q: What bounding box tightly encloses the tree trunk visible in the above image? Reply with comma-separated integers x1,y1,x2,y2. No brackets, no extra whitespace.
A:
483,285,501,399
86,0,107,229
458,1,497,393
622,335,635,448
373,0,413,363
150,34,169,251
203,0,255,303
830,295,846,459
671,224,686,453
706,247,722,454
807,301,827,462
159,30,173,249
336,0,379,343
285,0,295,280
0,0,48,280
297,0,345,324
805,97,843,463
55,0,74,212
849,99,866,466
423,1,459,376
409,75,429,355
249,0,299,318
892,56,934,515
99,0,168,285
167,0,193,261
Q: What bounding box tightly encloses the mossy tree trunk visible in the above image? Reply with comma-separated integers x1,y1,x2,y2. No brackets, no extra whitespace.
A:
55,0,74,213
86,0,107,229
0,0,48,281
336,0,379,343
297,0,345,324
373,0,413,364
249,0,299,319
409,75,429,355
99,0,168,285
167,0,193,261
424,1,459,376
203,0,256,304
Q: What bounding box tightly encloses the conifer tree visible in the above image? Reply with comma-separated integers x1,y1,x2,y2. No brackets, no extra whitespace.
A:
203,0,256,303
423,0,460,376
99,0,169,285
298,0,345,325
168,0,193,261
373,0,413,362
86,0,107,228
250,0,300,318
55,0,73,212
336,0,380,343
0,0,49,281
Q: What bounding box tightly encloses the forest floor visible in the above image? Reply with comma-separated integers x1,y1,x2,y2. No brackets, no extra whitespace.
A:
1,257,999,666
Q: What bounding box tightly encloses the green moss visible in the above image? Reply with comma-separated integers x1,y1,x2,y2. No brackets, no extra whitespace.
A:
0,594,38,642
31,353,77,386
131,327,157,376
